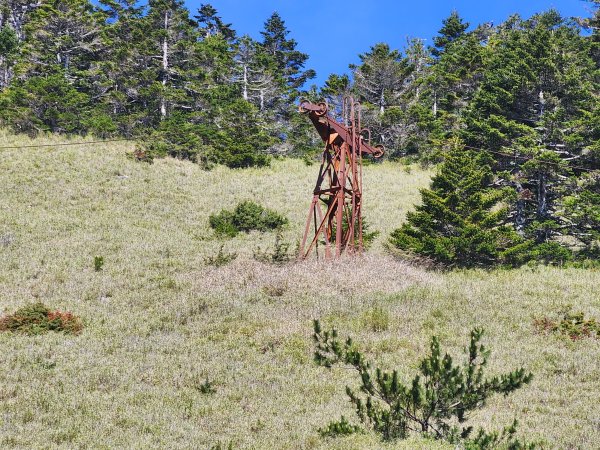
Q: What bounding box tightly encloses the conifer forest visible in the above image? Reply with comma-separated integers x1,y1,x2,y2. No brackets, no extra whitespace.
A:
0,0,599,448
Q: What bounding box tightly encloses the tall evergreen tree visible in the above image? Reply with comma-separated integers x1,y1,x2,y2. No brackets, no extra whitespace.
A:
350,43,410,152
259,12,315,96
463,11,598,255
232,35,278,111
0,24,18,88
194,3,235,41
390,143,533,268
144,0,198,121
0,0,102,133
320,73,351,120
431,10,469,57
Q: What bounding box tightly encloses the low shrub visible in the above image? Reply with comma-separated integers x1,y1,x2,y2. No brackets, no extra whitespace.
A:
312,320,534,448
94,255,104,271
128,146,154,163
196,378,217,395
319,415,362,438
204,245,237,267
534,308,599,340
209,201,288,237
0,302,83,335
253,231,294,265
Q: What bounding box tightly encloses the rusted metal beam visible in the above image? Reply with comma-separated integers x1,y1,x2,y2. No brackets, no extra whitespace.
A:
298,98,384,259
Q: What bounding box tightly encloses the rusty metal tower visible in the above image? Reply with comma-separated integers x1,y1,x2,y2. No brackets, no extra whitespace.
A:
298,98,384,259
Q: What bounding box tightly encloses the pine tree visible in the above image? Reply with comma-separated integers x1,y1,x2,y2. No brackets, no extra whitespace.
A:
427,14,483,134
313,320,534,446
194,3,235,41
232,35,278,111
462,11,597,258
320,73,351,120
0,24,18,88
18,0,102,79
350,43,410,153
431,10,469,57
390,143,528,268
259,12,315,96
141,0,198,122
0,0,102,133
351,43,408,117
94,0,147,135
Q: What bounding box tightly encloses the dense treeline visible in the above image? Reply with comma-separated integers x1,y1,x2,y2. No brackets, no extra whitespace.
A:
0,1,317,167
0,0,598,264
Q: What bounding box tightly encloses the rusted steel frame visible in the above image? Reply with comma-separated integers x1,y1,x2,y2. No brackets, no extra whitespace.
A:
349,99,358,252
316,198,332,258
300,100,382,158
299,99,384,259
302,190,340,258
300,144,329,257
356,101,364,251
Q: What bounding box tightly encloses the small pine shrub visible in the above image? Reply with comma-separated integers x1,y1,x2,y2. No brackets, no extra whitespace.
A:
204,245,237,267
129,146,154,163
197,378,217,394
312,320,534,446
209,201,288,237
262,282,288,297
0,302,83,335
253,231,293,265
534,308,599,340
319,416,362,438
94,256,104,271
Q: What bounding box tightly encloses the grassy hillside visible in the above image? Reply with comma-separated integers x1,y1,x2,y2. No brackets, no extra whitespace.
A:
0,131,599,449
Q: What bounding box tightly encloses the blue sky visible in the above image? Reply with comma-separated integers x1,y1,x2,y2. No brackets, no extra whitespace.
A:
189,0,594,86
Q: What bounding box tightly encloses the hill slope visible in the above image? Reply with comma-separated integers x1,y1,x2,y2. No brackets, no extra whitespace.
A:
0,132,599,448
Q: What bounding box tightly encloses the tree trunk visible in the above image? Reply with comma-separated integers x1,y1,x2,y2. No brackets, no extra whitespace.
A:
259,89,264,111
160,10,169,120
242,64,248,101
514,180,526,236
537,173,547,218
0,57,6,89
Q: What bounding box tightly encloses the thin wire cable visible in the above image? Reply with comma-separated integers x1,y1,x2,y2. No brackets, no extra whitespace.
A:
0,136,597,173
0,138,134,150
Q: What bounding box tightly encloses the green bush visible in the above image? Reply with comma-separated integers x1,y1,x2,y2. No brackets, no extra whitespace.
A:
313,320,534,447
534,308,599,340
0,302,83,335
253,231,294,265
204,245,237,267
94,256,104,272
209,201,288,237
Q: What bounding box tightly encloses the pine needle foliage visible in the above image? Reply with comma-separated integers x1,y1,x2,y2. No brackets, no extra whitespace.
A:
209,201,287,237
0,302,83,335
253,231,293,265
204,245,237,267
534,308,600,340
390,144,528,268
312,320,534,447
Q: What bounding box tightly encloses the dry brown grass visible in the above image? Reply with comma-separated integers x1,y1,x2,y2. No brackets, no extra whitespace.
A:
0,131,599,449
